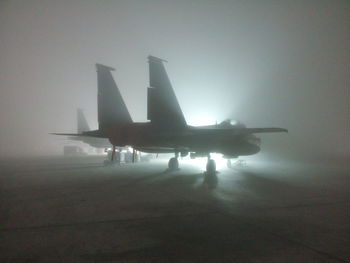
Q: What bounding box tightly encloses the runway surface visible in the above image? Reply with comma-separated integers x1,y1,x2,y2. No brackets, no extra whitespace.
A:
0,156,349,262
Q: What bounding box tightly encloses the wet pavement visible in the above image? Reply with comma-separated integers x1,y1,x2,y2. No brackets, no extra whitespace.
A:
0,156,349,262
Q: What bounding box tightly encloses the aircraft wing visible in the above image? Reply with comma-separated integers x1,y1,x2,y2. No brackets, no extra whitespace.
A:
51,129,107,138
147,56,187,130
243,128,288,134
50,133,85,136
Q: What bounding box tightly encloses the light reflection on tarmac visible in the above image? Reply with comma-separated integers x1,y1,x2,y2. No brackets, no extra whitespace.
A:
0,156,349,262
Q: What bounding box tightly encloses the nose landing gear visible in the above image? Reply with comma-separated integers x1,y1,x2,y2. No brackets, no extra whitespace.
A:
205,154,216,174
226,159,232,168
204,154,218,188
206,159,216,174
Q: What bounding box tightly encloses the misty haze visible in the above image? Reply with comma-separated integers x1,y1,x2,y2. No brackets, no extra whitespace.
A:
0,1,349,262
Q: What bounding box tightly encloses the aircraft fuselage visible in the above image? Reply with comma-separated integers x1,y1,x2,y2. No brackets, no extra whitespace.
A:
102,123,260,157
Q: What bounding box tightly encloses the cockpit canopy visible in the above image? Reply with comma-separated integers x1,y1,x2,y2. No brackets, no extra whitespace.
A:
219,119,246,128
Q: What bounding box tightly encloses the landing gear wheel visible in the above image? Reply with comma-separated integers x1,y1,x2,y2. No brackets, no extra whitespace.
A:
206,159,216,174
168,157,179,170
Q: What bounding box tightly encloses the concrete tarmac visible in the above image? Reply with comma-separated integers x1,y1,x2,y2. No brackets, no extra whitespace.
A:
0,156,349,262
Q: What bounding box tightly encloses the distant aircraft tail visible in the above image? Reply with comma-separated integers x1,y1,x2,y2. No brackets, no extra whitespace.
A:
96,64,133,130
77,108,90,133
147,56,187,130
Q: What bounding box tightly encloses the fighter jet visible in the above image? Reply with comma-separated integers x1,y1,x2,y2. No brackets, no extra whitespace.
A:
54,56,287,174
67,108,111,149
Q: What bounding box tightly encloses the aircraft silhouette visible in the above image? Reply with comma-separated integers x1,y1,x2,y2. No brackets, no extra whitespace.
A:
66,108,111,149
53,56,287,174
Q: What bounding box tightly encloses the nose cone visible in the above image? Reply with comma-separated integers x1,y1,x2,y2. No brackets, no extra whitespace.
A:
245,143,260,155
239,143,260,156
252,144,261,154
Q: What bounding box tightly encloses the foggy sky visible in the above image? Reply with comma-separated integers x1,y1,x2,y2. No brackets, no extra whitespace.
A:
0,0,349,162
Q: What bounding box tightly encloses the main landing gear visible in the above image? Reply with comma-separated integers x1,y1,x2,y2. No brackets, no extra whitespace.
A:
104,145,119,166
168,152,179,171
104,146,139,166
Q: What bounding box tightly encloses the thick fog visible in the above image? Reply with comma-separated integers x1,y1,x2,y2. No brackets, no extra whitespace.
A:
0,0,349,163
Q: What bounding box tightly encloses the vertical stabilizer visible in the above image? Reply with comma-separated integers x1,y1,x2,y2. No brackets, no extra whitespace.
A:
77,108,90,133
147,56,186,130
96,64,132,130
